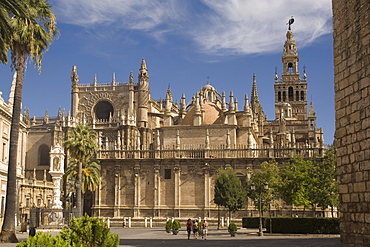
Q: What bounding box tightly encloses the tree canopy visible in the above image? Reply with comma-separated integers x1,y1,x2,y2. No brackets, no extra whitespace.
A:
214,167,246,213
65,124,99,217
247,159,281,212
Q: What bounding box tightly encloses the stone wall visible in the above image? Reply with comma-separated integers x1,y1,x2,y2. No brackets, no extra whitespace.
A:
332,0,370,246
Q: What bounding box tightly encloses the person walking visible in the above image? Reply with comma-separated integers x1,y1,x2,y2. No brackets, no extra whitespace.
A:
202,218,209,240
186,219,192,240
192,220,198,239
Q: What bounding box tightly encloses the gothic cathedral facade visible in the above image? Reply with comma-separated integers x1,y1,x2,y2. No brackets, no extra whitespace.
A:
20,28,324,220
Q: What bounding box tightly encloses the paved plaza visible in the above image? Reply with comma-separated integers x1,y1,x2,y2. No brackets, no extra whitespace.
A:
0,227,345,247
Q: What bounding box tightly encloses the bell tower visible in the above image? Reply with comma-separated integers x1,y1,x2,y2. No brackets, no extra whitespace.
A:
274,25,308,120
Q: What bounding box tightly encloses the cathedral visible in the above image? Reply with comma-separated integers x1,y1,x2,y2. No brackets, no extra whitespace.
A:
0,28,325,225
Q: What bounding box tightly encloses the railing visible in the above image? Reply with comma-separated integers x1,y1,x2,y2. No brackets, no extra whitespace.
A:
96,147,323,160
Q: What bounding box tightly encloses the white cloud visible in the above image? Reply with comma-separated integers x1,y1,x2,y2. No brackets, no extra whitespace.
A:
51,0,332,55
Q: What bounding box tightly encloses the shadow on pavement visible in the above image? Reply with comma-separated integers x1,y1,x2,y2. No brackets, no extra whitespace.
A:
119,238,342,247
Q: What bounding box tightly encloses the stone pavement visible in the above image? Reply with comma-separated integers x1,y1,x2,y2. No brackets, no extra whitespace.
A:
0,227,345,247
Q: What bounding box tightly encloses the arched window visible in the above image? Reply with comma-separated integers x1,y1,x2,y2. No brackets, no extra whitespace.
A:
288,87,294,101
301,91,305,101
38,144,49,166
288,62,293,73
278,92,281,102
296,91,299,101
283,91,286,101
94,101,114,121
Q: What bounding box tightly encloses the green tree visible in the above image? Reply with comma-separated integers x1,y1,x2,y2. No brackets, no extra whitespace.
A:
0,0,57,242
246,160,281,213
64,124,99,217
214,167,246,217
311,147,339,216
279,155,315,215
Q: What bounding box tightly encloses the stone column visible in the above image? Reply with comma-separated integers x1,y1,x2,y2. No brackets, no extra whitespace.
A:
153,164,160,217
114,165,121,217
134,163,140,218
203,163,210,218
174,163,181,217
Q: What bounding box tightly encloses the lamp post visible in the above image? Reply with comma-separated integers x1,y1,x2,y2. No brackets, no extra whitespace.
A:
251,182,268,236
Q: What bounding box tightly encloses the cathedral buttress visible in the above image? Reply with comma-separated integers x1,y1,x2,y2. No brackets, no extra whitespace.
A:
137,58,149,128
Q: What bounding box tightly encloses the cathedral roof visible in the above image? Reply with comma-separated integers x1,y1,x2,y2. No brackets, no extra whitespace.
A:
182,101,224,125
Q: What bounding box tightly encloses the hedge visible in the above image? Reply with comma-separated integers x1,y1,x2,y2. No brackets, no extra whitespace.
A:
242,217,340,234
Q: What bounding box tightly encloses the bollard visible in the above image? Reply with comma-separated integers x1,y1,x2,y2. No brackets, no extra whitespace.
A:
221,217,224,228
128,217,132,228
144,217,148,228
107,218,110,228
150,217,153,228
227,217,230,227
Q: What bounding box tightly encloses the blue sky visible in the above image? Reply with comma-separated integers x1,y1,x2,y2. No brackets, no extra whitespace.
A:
0,0,334,144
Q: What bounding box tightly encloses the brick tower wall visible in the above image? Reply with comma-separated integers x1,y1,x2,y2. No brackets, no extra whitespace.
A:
332,0,370,246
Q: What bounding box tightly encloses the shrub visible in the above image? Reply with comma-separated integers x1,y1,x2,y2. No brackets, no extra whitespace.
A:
60,214,119,247
228,223,237,232
165,220,173,232
16,232,69,247
172,220,181,231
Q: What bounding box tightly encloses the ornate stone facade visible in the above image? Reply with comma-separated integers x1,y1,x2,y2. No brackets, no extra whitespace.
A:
332,1,370,246
22,28,325,220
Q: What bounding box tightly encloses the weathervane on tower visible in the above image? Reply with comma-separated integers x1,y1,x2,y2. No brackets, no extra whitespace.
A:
287,16,294,30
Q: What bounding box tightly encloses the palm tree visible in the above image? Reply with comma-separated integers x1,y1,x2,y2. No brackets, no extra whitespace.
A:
0,0,57,243
64,124,99,217
0,0,28,63
65,158,100,194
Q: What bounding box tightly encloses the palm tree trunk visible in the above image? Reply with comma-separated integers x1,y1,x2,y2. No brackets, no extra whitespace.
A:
76,161,82,217
0,53,26,243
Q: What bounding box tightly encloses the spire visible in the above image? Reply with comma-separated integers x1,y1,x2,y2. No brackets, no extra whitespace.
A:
112,72,116,85
244,94,250,113
137,59,149,127
166,85,172,101
229,91,235,112
8,72,16,105
140,58,147,71
309,101,316,117
221,91,227,111
139,58,149,83
43,110,49,124
193,93,202,126
93,74,97,86
282,25,299,75
129,71,134,84
274,66,278,82
251,74,260,112
71,66,79,86
165,85,173,115
180,94,186,113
